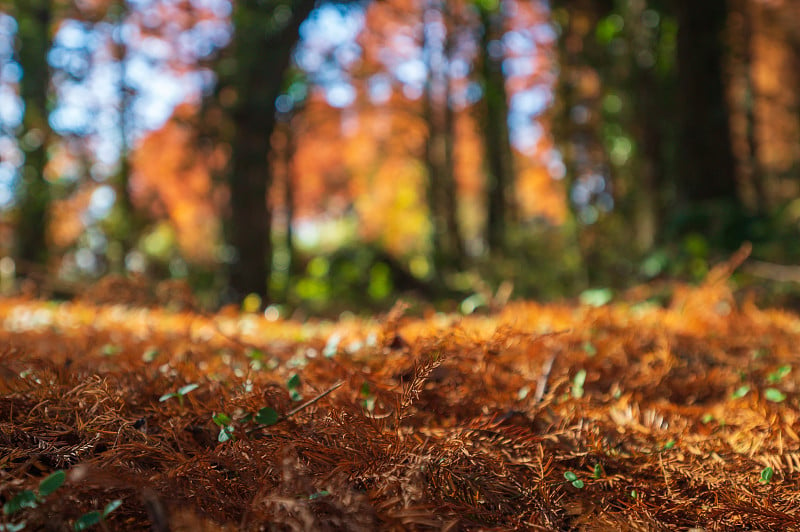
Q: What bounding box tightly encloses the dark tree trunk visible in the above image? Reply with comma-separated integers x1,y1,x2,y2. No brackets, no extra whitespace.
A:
423,0,463,271
14,0,53,266
479,5,515,254
675,0,738,204
220,0,316,302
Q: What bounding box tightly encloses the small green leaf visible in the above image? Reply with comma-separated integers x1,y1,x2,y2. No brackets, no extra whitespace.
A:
102,499,122,518
564,471,578,482
760,466,774,484
360,382,371,397
571,479,584,489
287,374,301,390
764,388,786,403
701,413,714,424
101,344,120,356
247,348,264,361
289,389,303,402
142,348,159,362
572,369,587,398
212,413,232,426
38,470,66,497
662,440,676,451
217,426,234,443
308,490,330,500
177,383,199,396
255,407,279,426
630,489,638,499
582,342,597,357
593,463,603,479
3,490,37,515
731,385,750,399
74,511,101,530
768,365,791,383
0,522,27,532
158,392,175,402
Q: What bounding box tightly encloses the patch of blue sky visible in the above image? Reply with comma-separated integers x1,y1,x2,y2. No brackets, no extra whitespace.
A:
511,86,549,117
0,86,21,129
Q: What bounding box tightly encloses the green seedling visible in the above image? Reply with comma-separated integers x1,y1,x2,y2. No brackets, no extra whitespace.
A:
768,365,791,383
630,489,638,499
308,490,330,500
247,348,265,370
158,383,199,407
3,469,66,532
255,407,279,426
142,348,159,363
592,463,604,479
572,369,587,399
360,382,376,412
563,471,584,489
212,412,235,442
731,385,750,399
661,440,676,451
287,373,302,401
101,344,120,356
74,499,122,531
582,342,597,357
760,466,774,484
764,388,787,403
701,413,715,424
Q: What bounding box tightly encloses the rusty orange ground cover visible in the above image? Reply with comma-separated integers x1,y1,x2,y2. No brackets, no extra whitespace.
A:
3,267,800,530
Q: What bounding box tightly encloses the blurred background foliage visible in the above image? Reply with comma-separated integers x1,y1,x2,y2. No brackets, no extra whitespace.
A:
1,0,800,315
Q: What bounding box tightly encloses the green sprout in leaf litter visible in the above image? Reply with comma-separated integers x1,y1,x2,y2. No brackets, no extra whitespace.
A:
212,412,235,442
582,341,597,357
593,463,603,479
662,440,676,451
760,466,774,484
38,470,65,497
287,373,302,401
255,407,279,426
3,469,66,523
308,490,331,500
75,499,122,531
731,385,750,399
572,369,587,398
764,388,787,403
768,365,791,383
158,383,199,407
564,471,584,488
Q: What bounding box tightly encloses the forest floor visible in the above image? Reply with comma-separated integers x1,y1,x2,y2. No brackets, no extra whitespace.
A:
3,259,800,530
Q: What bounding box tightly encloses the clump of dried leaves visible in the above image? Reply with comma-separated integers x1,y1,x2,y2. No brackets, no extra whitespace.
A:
3,258,800,530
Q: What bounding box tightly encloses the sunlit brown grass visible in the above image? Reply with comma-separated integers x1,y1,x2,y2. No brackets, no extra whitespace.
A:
3,258,800,530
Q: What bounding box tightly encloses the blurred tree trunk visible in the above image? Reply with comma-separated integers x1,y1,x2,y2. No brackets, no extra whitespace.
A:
218,0,316,302
674,0,738,204
423,0,463,271
478,2,514,254
109,0,138,269
14,0,53,266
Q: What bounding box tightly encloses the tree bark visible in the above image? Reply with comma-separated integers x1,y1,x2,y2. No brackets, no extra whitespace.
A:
220,0,316,302
423,0,463,271
479,4,515,254
675,0,738,204
14,0,53,266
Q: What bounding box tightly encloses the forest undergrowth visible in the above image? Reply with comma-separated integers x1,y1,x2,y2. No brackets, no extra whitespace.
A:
3,250,800,530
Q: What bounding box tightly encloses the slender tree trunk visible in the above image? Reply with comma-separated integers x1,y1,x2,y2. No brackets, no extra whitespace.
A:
14,0,53,266
423,0,463,271
220,0,316,302
479,5,514,254
675,0,738,204
111,0,138,269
